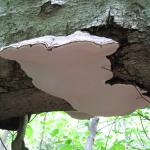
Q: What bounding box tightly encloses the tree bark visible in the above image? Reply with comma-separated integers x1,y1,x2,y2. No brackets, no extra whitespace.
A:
0,0,150,130
11,115,28,150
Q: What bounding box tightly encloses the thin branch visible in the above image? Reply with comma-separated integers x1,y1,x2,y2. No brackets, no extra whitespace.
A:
28,114,38,123
0,137,7,150
97,121,116,131
76,120,80,129
134,86,150,104
9,131,17,142
104,120,115,150
137,112,150,121
127,143,142,150
130,118,145,147
123,66,150,104
39,113,47,150
101,66,111,72
139,116,150,141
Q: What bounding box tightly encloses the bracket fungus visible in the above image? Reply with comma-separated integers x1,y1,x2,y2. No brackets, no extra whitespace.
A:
0,31,149,118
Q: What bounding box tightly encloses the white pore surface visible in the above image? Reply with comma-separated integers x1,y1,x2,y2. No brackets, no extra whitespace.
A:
0,31,149,116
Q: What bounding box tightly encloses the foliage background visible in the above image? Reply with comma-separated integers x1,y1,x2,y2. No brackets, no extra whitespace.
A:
0,108,150,150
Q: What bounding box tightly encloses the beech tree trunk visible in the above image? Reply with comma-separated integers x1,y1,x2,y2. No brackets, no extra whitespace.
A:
0,0,150,130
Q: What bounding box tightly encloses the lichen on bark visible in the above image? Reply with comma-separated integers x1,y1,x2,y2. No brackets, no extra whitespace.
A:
0,0,150,46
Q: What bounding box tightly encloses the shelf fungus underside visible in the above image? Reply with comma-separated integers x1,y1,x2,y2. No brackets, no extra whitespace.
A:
0,31,149,118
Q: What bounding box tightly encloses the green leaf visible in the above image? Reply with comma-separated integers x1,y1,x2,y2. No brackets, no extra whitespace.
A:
111,141,125,150
95,140,105,149
65,139,72,145
40,113,47,116
59,144,73,150
84,122,89,127
51,129,59,137
26,125,33,138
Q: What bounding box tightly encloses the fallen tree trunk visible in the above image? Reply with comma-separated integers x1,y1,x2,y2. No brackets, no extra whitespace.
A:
0,0,150,130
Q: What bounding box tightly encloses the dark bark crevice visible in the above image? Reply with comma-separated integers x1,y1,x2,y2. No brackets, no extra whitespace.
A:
82,23,150,93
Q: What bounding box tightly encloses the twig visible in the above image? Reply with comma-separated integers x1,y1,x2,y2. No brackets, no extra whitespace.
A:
97,121,116,131
127,143,142,150
28,114,38,123
139,116,150,141
134,86,150,104
39,113,47,150
101,66,111,72
130,118,145,147
104,120,115,150
9,131,17,141
123,66,150,104
137,112,150,121
0,137,7,150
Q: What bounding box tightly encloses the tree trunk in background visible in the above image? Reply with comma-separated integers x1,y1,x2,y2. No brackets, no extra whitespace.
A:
39,113,47,150
0,0,150,129
85,117,99,150
11,115,28,150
